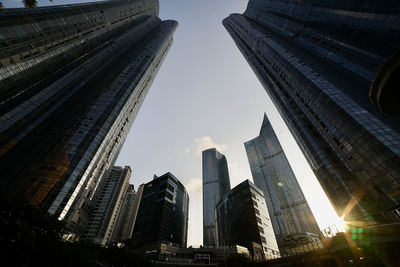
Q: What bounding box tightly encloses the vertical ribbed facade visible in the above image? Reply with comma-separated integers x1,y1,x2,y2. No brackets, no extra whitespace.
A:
0,0,177,236
202,148,231,246
245,114,320,254
82,166,131,245
223,0,400,225
112,184,136,242
216,180,280,260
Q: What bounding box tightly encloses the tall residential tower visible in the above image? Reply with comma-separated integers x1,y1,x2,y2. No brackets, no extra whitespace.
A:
82,166,131,245
202,148,231,246
245,114,320,254
0,0,177,236
224,0,400,225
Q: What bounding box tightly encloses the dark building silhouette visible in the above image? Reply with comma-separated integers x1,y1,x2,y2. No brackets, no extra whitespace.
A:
131,172,189,249
245,114,320,254
224,0,400,225
0,0,177,237
202,148,231,246
216,180,280,260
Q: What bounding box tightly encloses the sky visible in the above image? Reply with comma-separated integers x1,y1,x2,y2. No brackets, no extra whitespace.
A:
3,0,343,247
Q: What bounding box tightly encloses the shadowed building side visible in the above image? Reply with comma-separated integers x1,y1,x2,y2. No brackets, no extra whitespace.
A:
0,0,159,101
223,0,400,225
216,180,280,260
0,0,178,238
130,172,189,249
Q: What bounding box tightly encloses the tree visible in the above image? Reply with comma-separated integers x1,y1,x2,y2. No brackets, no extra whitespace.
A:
23,0,38,8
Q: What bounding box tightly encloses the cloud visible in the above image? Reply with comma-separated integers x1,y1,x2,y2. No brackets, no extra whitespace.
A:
193,136,227,156
185,178,202,198
228,161,250,185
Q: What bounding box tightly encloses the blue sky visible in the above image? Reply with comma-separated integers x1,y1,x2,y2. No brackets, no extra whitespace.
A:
3,0,342,246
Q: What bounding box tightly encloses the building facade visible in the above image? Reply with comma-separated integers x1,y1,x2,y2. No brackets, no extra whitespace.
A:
112,184,137,242
202,148,231,246
82,166,131,245
0,0,177,236
245,114,320,254
223,0,400,225
216,180,280,260
131,172,189,249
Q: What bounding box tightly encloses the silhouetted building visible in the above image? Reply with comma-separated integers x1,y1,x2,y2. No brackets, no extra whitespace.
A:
216,180,280,260
0,0,177,237
202,148,231,246
82,166,131,245
245,114,320,254
140,243,250,264
131,172,189,249
223,0,400,225
370,48,400,115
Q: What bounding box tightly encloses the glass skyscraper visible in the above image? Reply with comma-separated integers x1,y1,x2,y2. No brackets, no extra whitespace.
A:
245,114,320,254
216,180,280,260
202,148,231,246
131,172,189,249
223,0,400,225
0,0,177,236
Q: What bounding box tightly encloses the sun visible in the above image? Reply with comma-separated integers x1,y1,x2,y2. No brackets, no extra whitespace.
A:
336,216,347,232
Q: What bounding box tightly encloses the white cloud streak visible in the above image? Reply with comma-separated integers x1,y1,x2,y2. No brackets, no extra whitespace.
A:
185,177,202,198
193,136,227,156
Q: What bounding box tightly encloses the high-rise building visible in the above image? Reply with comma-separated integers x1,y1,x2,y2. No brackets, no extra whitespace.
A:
245,114,320,254
131,172,189,249
223,1,400,225
82,166,131,245
0,0,177,236
202,148,231,246
112,184,137,242
216,180,280,260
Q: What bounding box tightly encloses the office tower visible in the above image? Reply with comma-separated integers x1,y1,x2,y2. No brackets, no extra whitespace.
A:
112,184,137,242
216,180,280,260
0,0,177,236
131,172,189,249
82,166,131,245
202,148,231,246
223,1,400,224
245,114,320,254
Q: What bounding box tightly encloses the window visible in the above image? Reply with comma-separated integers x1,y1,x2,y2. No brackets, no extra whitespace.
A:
166,183,175,192
252,200,258,207
165,191,173,201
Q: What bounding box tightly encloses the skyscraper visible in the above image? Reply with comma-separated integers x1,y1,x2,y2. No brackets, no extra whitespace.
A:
112,184,137,242
223,1,400,225
202,148,231,246
0,0,177,236
131,172,189,249
82,166,131,245
245,114,320,254
216,180,280,260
